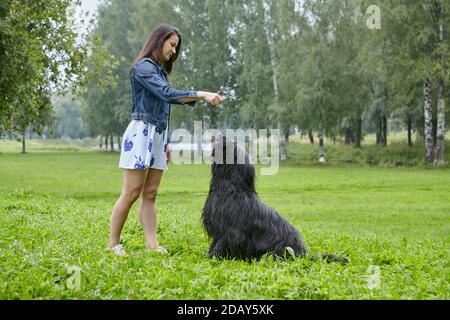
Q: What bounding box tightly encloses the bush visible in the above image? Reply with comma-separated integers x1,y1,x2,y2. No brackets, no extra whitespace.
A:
286,141,450,168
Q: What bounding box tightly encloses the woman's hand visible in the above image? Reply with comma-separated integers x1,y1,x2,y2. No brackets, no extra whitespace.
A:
198,91,224,106
166,144,171,163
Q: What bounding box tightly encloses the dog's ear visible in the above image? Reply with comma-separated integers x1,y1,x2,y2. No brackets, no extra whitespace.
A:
211,135,225,164
213,136,234,165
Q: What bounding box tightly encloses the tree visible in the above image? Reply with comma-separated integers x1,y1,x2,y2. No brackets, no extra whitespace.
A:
294,0,364,153
0,0,89,152
81,37,121,150
433,0,447,166
376,0,449,164
173,0,236,130
231,0,276,131
52,95,86,139
82,0,133,150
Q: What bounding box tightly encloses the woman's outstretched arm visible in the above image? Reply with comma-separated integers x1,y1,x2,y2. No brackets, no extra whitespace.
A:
179,91,224,106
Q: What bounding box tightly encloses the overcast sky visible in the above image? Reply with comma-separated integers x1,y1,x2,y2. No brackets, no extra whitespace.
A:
74,0,100,35
80,0,100,16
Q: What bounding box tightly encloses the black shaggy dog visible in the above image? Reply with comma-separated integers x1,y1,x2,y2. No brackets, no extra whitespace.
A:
202,135,346,263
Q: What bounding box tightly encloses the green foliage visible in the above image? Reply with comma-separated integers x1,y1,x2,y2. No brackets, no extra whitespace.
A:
52,95,86,139
79,0,448,158
286,139,450,168
0,147,448,299
82,33,122,138
3,0,447,158
0,0,89,132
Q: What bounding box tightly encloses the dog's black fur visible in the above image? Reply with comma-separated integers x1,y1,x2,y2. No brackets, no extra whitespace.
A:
202,135,347,263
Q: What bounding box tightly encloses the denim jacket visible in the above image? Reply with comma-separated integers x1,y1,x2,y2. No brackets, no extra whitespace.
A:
130,58,197,133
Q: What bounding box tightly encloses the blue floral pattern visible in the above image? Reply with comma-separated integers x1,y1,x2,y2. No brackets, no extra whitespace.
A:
148,139,153,152
124,137,133,152
134,156,145,169
119,120,168,171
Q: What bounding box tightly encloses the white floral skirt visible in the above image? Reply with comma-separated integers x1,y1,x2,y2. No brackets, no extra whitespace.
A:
119,120,168,171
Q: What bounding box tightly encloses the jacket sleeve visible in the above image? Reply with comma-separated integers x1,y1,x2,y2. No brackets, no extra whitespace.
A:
134,61,197,108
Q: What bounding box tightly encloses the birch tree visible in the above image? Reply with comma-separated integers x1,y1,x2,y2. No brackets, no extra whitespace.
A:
433,0,446,166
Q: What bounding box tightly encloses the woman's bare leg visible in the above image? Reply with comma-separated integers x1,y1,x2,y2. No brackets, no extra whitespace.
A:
139,168,164,249
109,169,147,248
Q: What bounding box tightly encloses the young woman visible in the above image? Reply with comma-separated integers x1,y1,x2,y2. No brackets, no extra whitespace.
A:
108,23,223,256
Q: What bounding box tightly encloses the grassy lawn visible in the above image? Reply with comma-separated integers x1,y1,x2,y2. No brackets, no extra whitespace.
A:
0,140,449,299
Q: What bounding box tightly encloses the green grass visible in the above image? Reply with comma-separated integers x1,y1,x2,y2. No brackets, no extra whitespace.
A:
0,140,449,299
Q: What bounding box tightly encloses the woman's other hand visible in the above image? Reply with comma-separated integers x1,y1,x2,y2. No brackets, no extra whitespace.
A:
166,144,171,163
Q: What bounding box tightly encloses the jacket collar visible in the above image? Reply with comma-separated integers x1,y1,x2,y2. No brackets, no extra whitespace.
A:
145,57,168,77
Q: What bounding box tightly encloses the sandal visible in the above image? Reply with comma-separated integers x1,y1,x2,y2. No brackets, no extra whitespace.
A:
155,246,168,254
146,245,168,254
108,244,127,256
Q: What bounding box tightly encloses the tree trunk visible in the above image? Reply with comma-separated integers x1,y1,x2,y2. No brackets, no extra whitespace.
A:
376,132,381,145
382,116,388,146
110,134,114,152
355,116,362,148
118,135,122,152
423,78,434,163
434,3,446,166
308,130,314,144
22,131,26,154
263,0,287,160
434,80,445,166
99,136,103,149
376,116,382,146
280,136,287,161
344,129,350,145
344,128,351,145
105,136,108,151
277,128,288,161
284,129,289,144
318,132,325,163
407,113,413,147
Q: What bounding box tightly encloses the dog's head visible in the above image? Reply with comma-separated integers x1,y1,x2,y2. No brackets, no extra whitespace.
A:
210,135,256,189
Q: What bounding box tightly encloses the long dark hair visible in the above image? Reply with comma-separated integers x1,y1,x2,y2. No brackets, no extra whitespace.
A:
132,23,182,76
